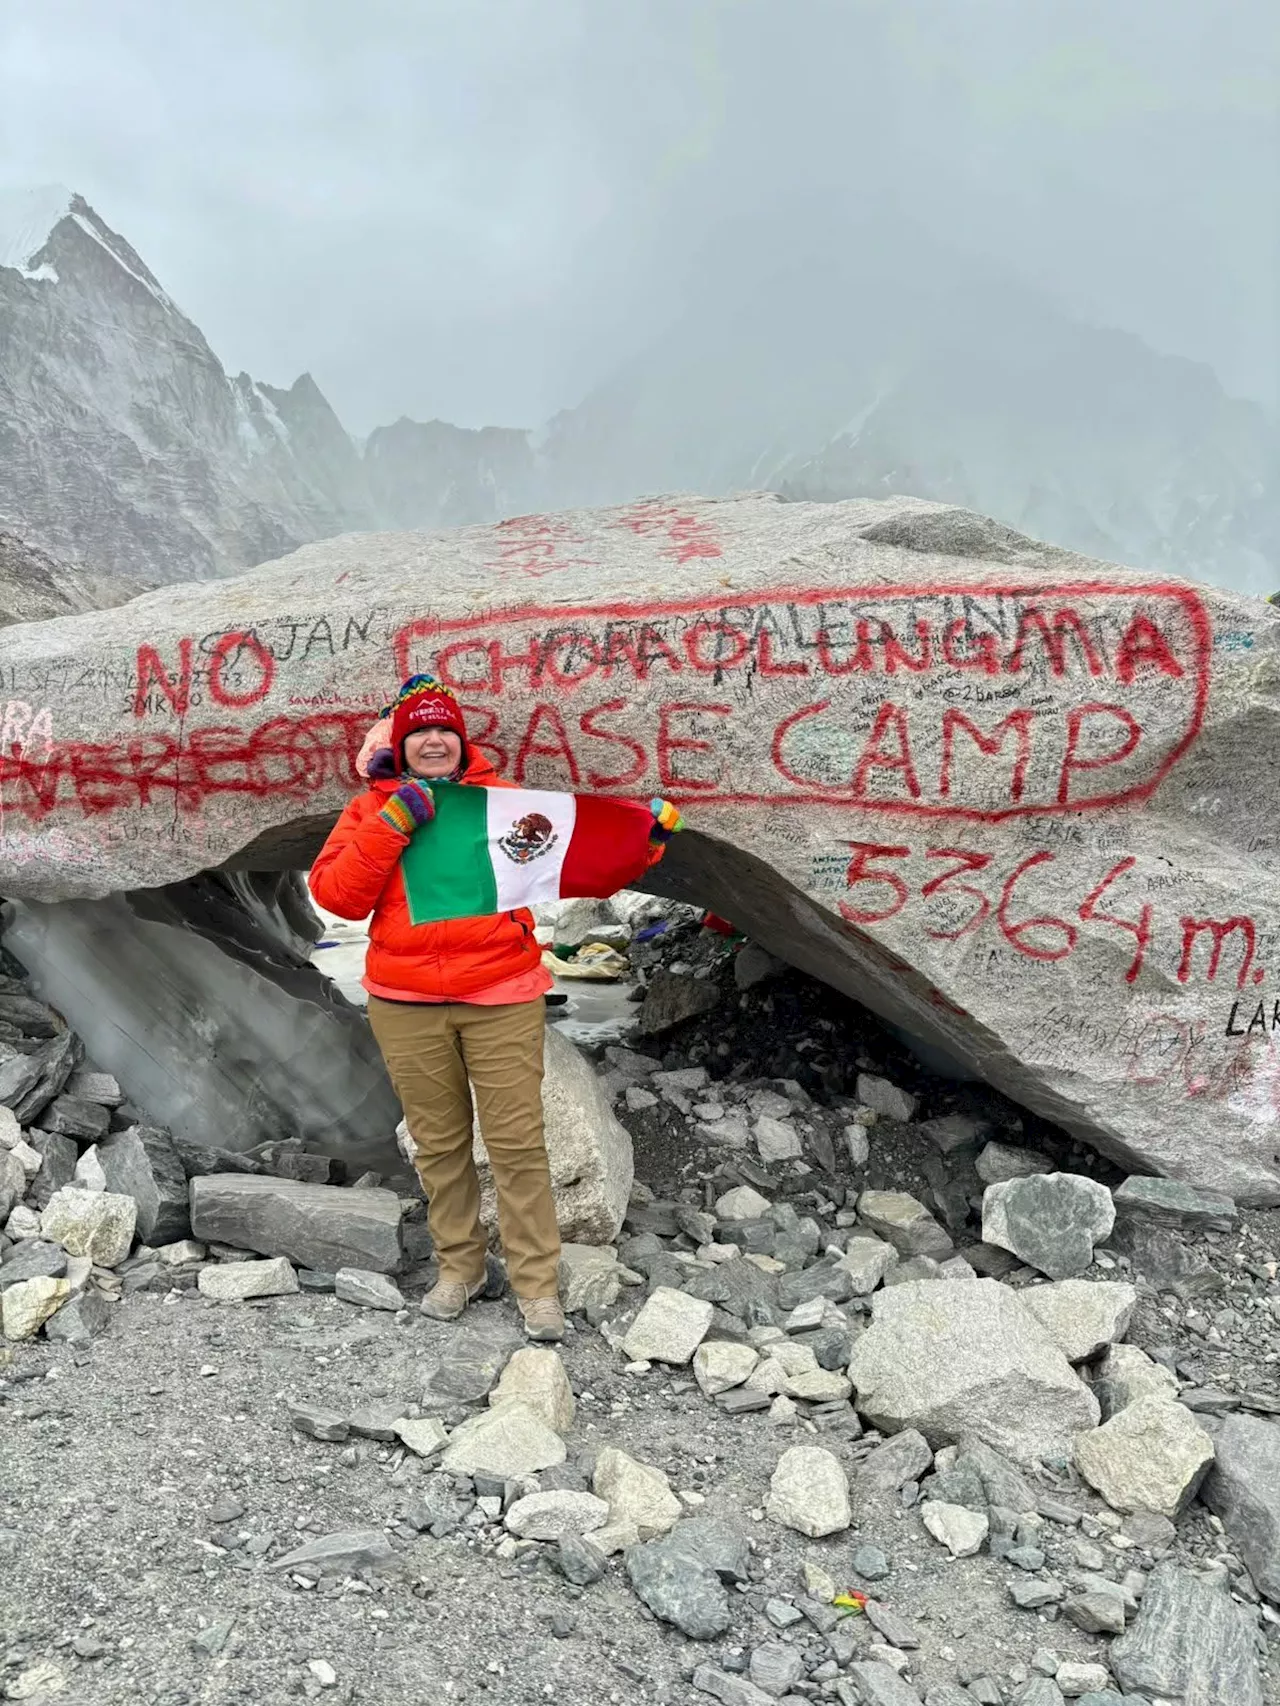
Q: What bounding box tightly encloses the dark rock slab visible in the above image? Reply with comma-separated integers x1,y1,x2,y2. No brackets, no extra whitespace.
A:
0,1240,67,1290
189,1174,402,1273
171,1137,259,1178
13,1031,82,1125
625,1536,730,1640
1112,1175,1238,1232
1201,1413,1280,1603
662,1516,751,1583
44,1289,113,1345
99,1126,190,1244
39,1096,110,1141
1109,1560,1263,1706
0,991,59,1037
854,1428,934,1496
269,1528,397,1576
639,970,720,1036
23,1130,77,1211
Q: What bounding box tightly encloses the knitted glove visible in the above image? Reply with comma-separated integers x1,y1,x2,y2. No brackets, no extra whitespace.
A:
646,797,684,865
365,746,398,780
379,779,435,837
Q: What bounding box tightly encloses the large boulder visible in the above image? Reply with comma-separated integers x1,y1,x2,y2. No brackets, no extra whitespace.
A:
1,495,1278,1200
1201,1414,1280,1604
847,1278,1100,1465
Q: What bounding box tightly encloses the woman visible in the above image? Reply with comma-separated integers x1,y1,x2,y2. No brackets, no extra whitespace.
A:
309,674,681,1343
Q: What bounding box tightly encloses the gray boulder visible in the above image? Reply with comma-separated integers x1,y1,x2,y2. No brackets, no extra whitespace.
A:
1111,1175,1238,1232
982,1174,1115,1279
847,1279,1099,1465
1201,1413,1280,1604
625,1537,731,1640
98,1126,189,1244
189,1174,403,1273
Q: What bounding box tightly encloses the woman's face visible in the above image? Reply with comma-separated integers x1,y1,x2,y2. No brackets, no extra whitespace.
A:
403,728,463,778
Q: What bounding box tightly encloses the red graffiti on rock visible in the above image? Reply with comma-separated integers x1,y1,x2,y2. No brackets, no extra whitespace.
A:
394,580,1211,819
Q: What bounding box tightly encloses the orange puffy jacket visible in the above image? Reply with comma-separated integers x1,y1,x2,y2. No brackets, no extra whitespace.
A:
308,748,543,1000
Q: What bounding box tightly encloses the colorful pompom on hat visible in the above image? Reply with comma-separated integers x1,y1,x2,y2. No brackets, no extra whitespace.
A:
388,674,468,767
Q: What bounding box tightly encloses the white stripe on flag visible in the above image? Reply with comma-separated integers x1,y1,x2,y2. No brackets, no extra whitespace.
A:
487,787,578,911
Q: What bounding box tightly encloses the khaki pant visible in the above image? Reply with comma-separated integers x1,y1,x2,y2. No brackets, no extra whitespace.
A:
367,995,560,1299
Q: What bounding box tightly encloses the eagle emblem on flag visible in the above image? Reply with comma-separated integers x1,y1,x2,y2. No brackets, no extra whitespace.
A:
498,811,558,865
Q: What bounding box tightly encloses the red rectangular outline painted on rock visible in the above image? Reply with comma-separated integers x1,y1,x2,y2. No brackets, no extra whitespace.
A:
394,579,1213,821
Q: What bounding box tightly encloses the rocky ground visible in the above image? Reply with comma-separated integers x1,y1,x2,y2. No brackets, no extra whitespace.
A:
1,908,1279,1706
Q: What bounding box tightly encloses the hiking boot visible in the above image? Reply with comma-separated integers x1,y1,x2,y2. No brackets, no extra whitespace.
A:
519,1296,566,1342
420,1276,486,1321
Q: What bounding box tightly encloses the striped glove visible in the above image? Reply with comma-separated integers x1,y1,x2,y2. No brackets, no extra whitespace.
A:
646,797,684,864
379,779,435,837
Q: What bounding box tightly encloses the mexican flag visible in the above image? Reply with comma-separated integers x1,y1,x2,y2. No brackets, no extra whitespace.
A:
399,781,658,925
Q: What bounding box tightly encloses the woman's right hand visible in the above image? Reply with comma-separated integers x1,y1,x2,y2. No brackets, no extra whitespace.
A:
379,779,435,837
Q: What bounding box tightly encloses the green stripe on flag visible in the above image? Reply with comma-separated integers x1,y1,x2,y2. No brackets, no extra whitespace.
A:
399,782,499,924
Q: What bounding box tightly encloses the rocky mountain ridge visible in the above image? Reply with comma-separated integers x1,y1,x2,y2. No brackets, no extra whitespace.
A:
1,186,1276,594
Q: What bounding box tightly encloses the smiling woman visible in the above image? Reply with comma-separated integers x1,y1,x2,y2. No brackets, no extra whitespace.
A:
307,671,682,1347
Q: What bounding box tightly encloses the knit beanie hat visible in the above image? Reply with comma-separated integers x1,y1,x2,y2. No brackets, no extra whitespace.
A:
389,674,468,767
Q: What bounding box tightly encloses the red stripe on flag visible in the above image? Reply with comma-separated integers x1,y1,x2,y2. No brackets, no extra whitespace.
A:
560,795,655,899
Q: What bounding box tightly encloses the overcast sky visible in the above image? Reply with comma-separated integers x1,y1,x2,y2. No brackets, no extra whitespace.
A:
1,0,1275,433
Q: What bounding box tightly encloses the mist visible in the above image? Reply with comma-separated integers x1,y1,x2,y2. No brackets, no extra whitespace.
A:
2,0,1275,435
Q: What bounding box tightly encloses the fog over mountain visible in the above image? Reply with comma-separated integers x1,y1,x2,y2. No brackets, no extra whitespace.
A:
0,1,1275,591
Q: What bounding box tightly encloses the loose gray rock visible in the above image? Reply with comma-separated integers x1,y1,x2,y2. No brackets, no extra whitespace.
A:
920,1499,988,1557
189,1174,403,1273
1073,1396,1215,1518
748,1641,804,1698
593,1446,682,1538
43,1289,112,1345
1018,1280,1137,1362
270,1529,397,1575
557,1534,606,1585
1011,1683,1065,1706
1110,1560,1263,1706
857,1191,953,1259
975,1141,1054,1185
1010,1578,1065,1610
855,1429,934,1495
664,1516,751,1583
289,1402,351,1443
1111,1174,1238,1231
847,1280,1099,1465
855,1075,917,1123
0,1239,67,1291
639,970,719,1035
691,1666,775,1706
334,1267,405,1311
23,1131,76,1212
845,1660,926,1705
753,1114,801,1164
1201,1412,1280,1603
39,1095,110,1141
1091,1342,1179,1419
625,1537,730,1640
504,1491,609,1541
97,1126,189,1244
982,1174,1115,1279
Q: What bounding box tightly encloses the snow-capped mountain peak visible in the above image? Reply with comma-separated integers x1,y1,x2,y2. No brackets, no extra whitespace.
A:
0,182,74,279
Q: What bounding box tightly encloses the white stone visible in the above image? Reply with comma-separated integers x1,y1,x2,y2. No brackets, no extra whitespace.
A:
504,1491,610,1541
441,1401,566,1477
782,1367,852,1402
843,1124,870,1168
693,1340,760,1396
393,1417,449,1458
10,1139,42,1180
754,1115,802,1164
1055,1661,1111,1698
1,1274,70,1340
592,1446,682,1538
920,1499,989,1557
766,1446,851,1537
839,1236,900,1294
490,1347,576,1433
0,1106,21,1148
558,1242,621,1311
1073,1396,1215,1518
73,1146,107,1192
197,1256,299,1300
715,1185,773,1221
3,1204,41,1242
1019,1279,1137,1362
855,1074,917,1123
621,1286,713,1365
156,1239,206,1266
40,1187,136,1266
847,1279,1099,1466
